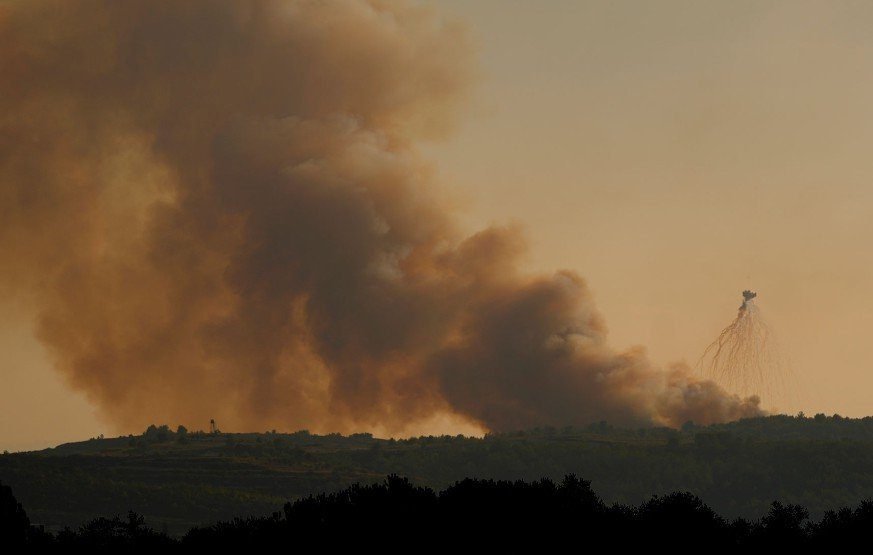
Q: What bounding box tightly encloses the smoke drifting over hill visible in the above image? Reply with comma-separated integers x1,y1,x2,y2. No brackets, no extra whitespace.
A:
0,0,760,434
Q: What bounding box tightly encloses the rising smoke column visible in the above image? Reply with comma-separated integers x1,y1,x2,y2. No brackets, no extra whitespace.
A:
0,0,761,434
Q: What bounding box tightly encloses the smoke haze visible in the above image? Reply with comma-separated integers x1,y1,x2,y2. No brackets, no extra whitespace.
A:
0,0,760,435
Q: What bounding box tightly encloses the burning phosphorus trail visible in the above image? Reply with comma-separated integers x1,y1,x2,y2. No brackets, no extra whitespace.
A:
0,0,763,435
697,290,787,404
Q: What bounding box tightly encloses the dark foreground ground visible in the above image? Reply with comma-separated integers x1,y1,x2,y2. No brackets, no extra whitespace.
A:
4,473,873,551
3,414,873,535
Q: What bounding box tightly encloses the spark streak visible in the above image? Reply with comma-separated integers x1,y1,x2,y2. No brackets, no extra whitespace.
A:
697,291,788,403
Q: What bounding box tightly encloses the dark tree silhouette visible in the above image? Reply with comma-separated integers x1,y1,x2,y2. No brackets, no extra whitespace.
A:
55,511,174,550
750,501,810,549
0,481,30,548
5,473,873,550
634,491,732,546
809,500,873,549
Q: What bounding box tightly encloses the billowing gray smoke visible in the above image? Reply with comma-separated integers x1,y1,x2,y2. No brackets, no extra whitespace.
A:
0,0,761,435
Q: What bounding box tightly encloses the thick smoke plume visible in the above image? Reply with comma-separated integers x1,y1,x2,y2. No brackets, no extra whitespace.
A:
0,0,761,435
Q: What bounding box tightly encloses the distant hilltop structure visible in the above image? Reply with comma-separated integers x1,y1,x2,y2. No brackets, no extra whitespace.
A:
209,419,220,434
741,290,757,309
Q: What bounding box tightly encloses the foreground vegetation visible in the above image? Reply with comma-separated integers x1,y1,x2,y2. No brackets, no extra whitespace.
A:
5,473,873,551
3,414,873,534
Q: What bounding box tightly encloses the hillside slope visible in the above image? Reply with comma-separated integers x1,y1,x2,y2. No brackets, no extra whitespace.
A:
3,415,873,534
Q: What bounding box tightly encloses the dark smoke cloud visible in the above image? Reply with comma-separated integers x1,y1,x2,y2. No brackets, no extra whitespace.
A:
0,0,761,434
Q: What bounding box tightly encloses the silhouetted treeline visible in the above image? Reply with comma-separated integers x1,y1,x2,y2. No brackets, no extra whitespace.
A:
4,476,873,551
8,414,873,533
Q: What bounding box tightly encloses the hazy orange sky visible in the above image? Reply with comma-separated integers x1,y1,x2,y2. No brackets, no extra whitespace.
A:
426,0,873,414
3,0,873,451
